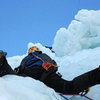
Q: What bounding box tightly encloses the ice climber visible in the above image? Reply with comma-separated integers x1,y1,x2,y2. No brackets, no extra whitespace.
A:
0,48,100,94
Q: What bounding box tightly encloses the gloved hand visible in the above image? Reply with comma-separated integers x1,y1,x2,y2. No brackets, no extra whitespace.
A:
0,50,7,66
0,50,7,58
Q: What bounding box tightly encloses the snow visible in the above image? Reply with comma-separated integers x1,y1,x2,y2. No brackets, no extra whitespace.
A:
0,9,100,100
53,9,100,57
0,75,62,100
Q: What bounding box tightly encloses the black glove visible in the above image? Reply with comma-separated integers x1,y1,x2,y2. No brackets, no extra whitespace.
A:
0,50,7,57
0,50,7,66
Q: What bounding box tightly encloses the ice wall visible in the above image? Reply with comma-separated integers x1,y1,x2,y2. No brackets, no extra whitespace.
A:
53,9,100,56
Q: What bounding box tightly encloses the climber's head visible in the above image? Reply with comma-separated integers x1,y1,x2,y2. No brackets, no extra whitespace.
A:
28,46,40,54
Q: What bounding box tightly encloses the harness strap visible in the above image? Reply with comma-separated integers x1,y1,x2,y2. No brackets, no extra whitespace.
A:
31,53,44,62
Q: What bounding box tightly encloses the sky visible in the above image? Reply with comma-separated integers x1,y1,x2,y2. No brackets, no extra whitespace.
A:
0,0,100,57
